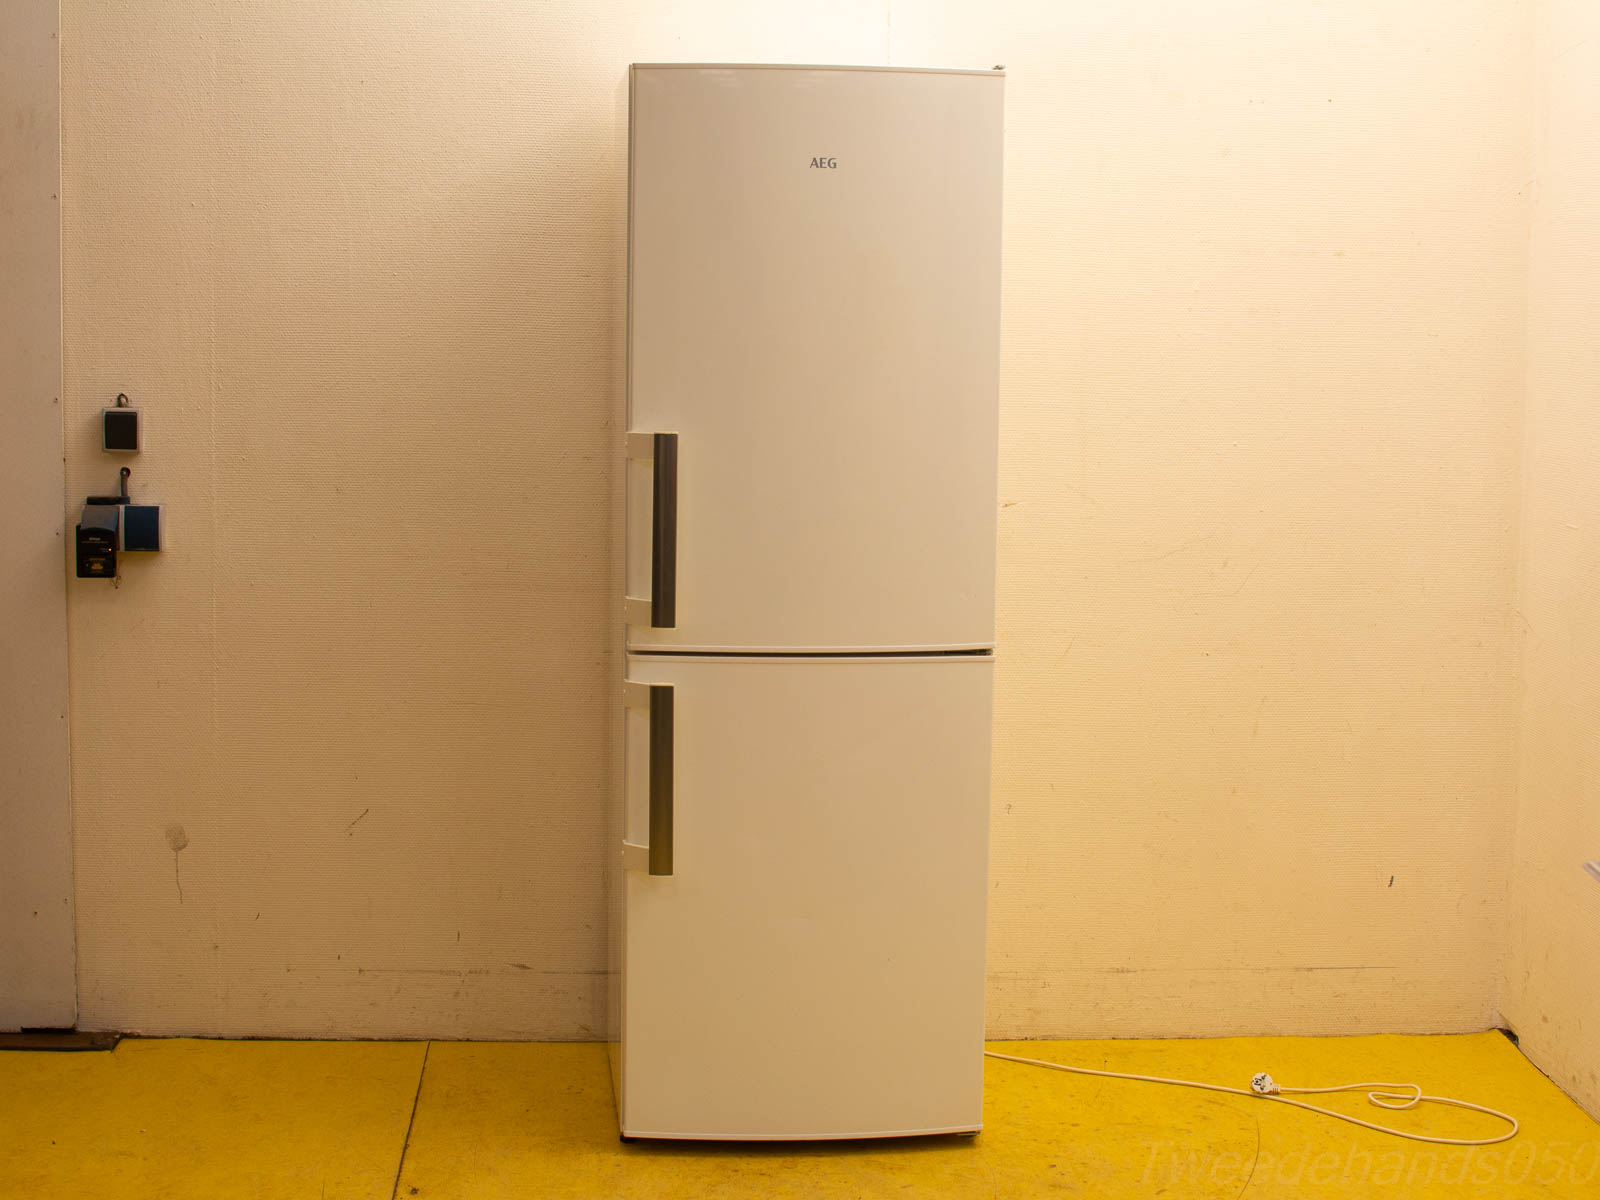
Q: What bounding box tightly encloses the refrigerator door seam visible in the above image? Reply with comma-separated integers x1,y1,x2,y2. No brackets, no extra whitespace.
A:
627,652,992,662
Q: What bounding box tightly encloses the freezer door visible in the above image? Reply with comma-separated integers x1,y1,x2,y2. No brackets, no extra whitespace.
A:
627,66,1002,653
619,654,993,1139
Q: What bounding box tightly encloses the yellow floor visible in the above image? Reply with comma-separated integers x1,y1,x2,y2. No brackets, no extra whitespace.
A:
1,1033,1595,1198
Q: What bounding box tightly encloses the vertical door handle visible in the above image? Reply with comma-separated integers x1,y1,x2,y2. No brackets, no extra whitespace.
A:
651,433,678,629
623,680,674,876
647,684,674,875
625,432,678,630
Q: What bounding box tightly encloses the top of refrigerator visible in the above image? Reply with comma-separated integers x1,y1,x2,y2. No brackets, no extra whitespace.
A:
625,64,1003,654
631,63,1004,76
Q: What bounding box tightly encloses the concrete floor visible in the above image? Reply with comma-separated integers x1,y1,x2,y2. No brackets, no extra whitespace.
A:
1,1032,1595,1197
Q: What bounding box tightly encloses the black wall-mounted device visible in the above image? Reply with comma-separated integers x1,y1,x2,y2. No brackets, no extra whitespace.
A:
75,464,162,579
75,504,120,578
103,393,140,452
122,504,162,552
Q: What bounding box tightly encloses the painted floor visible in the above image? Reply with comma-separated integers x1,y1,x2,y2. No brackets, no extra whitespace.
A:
1,1033,1595,1198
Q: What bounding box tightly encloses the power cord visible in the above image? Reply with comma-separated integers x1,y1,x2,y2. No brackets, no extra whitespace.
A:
983,1049,1519,1146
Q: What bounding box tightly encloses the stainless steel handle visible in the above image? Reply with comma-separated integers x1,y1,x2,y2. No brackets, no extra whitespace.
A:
625,432,678,630
623,680,674,876
650,433,678,629
647,683,674,876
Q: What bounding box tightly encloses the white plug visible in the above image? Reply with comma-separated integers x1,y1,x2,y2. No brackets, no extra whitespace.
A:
1250,1072,1281,1095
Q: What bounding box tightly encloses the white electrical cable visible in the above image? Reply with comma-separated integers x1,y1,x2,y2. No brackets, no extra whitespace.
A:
984,1050,1519,1146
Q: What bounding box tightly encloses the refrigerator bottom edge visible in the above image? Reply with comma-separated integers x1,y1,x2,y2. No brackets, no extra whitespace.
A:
620,1123,982,1142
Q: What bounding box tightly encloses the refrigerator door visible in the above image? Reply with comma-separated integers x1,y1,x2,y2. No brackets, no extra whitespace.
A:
626,65,1003,653
618,654,994,1139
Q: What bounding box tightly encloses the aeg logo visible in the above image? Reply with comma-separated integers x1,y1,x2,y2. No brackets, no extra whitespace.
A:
809,157,838,169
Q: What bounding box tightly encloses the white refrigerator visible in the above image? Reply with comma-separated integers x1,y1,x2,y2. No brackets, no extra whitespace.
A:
609,63,1004,1141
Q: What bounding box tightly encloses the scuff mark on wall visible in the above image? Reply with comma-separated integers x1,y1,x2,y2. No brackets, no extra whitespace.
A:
164,824,188,903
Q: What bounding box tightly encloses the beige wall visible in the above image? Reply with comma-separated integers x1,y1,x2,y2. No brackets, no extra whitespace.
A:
1501,0,1600,1118
902,0,1531,1039
56,1,1532,1039
59,0,891,1039
1,0,75,1030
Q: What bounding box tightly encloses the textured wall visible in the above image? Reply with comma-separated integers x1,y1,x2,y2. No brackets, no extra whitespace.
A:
1,0,75,1030
60,0,889,1038
1502,0,1600,1119
898,0,1531,1038
61,1,1530,1038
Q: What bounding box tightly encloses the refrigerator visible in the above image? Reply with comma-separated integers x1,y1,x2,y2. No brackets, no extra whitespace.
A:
609,63,1004,1141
